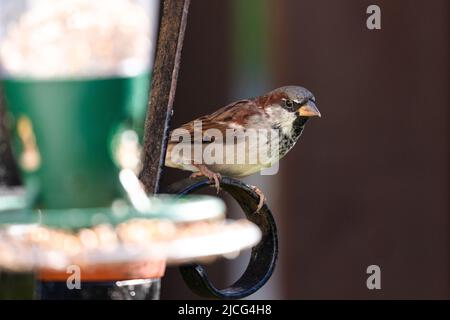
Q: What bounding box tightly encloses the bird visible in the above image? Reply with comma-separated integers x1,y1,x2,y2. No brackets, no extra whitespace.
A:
165,86,321,211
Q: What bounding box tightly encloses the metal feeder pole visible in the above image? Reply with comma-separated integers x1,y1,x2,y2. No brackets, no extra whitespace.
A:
140,0,191,194
0,88,21,187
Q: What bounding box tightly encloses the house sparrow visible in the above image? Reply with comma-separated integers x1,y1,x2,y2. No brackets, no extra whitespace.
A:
165,86,321,211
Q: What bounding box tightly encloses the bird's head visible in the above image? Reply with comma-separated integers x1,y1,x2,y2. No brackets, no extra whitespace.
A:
256,86,321,132
272,86,320,119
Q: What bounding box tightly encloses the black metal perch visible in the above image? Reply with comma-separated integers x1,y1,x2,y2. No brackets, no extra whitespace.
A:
167,177,278,299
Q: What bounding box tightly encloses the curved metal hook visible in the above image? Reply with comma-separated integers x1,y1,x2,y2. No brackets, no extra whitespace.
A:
166,176,278,299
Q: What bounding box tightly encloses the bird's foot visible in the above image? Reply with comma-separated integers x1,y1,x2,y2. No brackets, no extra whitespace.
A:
250,185,266,213
190,165,222,194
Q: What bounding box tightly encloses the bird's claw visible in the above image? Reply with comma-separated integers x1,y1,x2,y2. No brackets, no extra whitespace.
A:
210,172,222,194
190,166,222,194
250,185,266,213
190,171,203,179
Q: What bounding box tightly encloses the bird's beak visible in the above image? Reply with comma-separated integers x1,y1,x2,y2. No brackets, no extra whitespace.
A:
298,100,321,118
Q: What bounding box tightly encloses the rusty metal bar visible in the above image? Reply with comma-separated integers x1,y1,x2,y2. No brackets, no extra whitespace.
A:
140,0,191,193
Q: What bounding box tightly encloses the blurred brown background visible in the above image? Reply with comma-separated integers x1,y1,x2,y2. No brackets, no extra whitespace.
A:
160,0,449,299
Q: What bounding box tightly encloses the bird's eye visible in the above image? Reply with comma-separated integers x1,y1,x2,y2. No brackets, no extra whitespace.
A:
284,99,294,108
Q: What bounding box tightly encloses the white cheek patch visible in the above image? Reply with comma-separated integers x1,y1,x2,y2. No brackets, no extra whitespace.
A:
266,106,297,136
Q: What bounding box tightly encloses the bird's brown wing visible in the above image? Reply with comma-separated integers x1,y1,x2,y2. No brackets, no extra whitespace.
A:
168,99,262,143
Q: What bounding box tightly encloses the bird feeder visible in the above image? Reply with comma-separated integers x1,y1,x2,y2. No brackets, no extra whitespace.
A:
0,0,277,299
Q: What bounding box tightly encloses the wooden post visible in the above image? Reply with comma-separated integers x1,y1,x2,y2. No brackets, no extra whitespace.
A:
140,0,191,193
